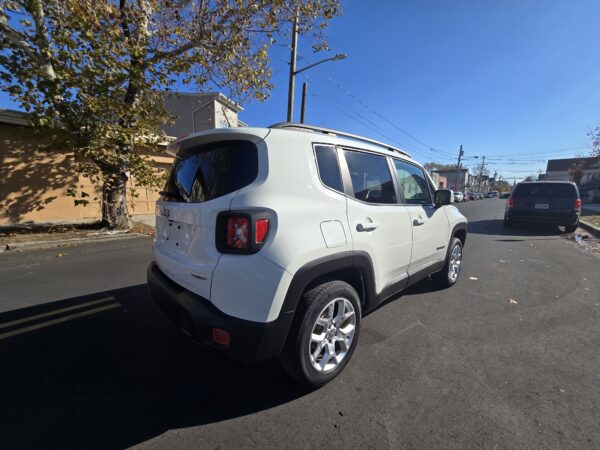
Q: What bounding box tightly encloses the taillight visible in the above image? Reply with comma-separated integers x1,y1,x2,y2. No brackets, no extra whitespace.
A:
255,219,269,243
574,198,582,210
217,212,272,254
507,197,514,208
226,216,249,249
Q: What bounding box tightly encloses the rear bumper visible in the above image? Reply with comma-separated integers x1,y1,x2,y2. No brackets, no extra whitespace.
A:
147,262,293,364
506,209,580,225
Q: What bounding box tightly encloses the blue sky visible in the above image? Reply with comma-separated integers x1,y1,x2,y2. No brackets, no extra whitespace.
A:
2,0,599,181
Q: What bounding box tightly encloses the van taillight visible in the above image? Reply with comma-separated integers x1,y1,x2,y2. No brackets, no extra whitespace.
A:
226,217,249,249
574,198,582,210
507,197,514,208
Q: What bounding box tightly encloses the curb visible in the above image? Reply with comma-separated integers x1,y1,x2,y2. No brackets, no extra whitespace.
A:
579,219,600,237
2,233,149,253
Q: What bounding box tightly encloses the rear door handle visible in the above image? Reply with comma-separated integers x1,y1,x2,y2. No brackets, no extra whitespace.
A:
356,221,380,232
413,218,425,226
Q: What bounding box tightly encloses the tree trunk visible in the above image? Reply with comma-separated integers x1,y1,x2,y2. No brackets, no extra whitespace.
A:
101,171,131,230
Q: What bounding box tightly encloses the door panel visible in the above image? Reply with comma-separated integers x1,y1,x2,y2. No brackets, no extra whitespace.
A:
407,205,449,272
341,149,413,294
391,158,449,273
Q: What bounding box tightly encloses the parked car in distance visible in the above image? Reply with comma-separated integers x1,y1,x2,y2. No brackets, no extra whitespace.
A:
467,192,477,200
504,181,581,232
499,192,510,199
484,192,494,198
453,191,464,202
147,122,468,387
490,191,499,197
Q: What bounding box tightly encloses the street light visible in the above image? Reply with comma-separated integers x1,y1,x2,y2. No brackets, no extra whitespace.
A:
286,12,346,122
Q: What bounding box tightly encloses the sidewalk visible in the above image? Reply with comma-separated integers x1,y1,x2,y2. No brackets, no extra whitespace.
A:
1,220,154,252
583,203,600,213
580,204,600,235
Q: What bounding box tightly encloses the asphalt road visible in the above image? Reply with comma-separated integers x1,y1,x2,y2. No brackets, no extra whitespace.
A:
1,200,599,449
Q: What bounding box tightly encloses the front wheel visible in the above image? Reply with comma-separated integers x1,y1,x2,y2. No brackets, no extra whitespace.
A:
432,237,463,288
280,281,361,388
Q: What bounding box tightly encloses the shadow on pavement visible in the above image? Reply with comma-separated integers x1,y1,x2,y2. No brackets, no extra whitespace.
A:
468,218,565,238
0,285,309,450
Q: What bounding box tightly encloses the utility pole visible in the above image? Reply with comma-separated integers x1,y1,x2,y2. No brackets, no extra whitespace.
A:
300,82,308,123
477,156,486,192
454,145,463,192
286,9,299,122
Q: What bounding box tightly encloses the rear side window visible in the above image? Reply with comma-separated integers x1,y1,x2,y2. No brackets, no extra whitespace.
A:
314,145,343,192
162,140,258,202
392,159,432,204
512,183,577,199
343,150,396,204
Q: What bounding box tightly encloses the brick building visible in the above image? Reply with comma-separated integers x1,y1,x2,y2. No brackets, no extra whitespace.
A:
0,92,244,226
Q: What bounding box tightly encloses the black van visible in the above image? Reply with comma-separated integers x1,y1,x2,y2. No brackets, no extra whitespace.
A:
504,181,581,232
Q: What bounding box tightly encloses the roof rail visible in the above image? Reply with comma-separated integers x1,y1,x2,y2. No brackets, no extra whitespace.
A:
269,122,411,158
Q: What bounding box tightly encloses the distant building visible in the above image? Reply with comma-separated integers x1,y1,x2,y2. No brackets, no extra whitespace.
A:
545,157,600,203
162,92,245,138
429,171,448,189
432,168,469,192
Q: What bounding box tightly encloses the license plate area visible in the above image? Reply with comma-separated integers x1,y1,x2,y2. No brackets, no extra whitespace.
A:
163,220,191,252
534,203,549,210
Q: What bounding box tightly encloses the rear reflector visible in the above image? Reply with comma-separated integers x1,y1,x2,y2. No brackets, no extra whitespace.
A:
507,197,514,208
574,199,582,210
255,219,269,243
212,328,230,347
226,217,249,249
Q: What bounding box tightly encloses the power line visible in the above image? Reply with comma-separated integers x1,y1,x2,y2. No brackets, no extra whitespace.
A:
296,52,457,158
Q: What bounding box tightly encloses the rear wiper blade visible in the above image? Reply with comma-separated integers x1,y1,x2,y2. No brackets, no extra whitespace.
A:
159,191,182,199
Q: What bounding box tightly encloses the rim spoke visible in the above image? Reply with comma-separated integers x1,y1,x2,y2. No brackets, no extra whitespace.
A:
312,339,326,360
334,300,346,324
311,330,326,343
319,344,332,370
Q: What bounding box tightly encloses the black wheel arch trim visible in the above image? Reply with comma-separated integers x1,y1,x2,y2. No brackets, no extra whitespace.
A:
451,222,467,246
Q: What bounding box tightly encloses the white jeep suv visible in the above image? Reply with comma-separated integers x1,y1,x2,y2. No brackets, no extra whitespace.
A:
147,123,467,387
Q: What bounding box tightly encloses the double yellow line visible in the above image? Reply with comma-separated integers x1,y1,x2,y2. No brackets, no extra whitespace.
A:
0,296,120,340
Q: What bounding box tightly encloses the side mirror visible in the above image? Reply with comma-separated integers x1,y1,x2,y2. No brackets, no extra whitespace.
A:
434,189,452,206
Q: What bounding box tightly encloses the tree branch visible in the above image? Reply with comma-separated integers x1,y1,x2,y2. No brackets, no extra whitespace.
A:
0,19,35,59
29,0,56,80
147,39,204,64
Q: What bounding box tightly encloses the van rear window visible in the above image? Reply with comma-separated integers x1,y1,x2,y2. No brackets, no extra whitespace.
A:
162,140,258,203
512,183,577,199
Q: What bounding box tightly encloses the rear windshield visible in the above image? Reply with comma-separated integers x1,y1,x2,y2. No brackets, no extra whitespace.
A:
512,183,577,199
162,140,258,203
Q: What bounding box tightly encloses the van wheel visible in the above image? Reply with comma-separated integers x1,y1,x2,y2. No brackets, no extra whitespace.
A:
432,237,463,288
280,281,361,388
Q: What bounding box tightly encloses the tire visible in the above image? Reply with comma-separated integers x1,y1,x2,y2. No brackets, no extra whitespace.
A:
432,237,463,289
565,223,578,233
280,281,361,388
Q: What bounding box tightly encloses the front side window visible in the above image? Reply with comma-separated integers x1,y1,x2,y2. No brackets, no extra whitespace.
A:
162,140,258,203
314,145,343,192
393,159,432,204
343,150,396,204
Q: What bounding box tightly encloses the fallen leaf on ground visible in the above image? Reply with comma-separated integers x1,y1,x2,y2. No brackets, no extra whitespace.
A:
499,260,507,263
56,253,66,257
508,298,518,304
469,277,478,280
